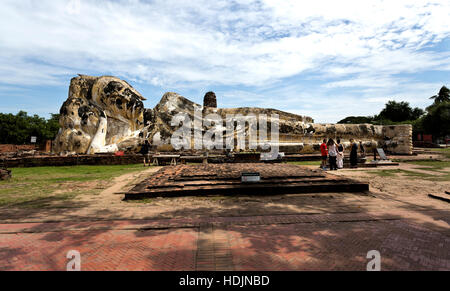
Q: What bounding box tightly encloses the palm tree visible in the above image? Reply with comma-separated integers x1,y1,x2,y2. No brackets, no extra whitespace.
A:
429,86,450,104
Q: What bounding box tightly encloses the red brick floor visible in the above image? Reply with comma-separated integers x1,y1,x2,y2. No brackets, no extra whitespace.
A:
0,212,448,271
0,228,197,271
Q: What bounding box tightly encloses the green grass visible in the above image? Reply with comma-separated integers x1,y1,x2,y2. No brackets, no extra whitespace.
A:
368,169,404,177
428,147,450,159
369,165,450,181
406,160,450,181
369,169,433,178
0,164,147,208
406,160,450,170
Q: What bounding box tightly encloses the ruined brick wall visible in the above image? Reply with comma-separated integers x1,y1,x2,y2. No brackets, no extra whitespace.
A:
381,124,413,155
0,144,36,153
0,154,144,168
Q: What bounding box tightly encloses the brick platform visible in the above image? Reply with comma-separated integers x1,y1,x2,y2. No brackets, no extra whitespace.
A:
0,211,448,271
125,164,369,199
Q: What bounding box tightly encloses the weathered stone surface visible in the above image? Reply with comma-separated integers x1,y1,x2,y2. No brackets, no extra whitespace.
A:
146,92,315,148
0,145,36,153
54,75,146,154
53,75,413,155
203,91,217,108
0,168,11,180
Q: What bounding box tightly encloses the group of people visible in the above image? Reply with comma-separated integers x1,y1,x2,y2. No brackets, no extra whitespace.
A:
320,138,365,170
140,138,367,169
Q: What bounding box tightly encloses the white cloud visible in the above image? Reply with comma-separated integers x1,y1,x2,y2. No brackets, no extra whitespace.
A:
1,0,449,86
0,0,449,121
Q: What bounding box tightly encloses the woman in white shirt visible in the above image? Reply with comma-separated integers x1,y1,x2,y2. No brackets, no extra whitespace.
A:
327,138,338,171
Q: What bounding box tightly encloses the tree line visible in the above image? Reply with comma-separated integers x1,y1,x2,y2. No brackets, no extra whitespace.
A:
338,86,450,141
0,86,448,145
0,111,60,145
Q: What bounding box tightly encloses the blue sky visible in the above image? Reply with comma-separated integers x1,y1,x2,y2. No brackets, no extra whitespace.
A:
0,0,449,123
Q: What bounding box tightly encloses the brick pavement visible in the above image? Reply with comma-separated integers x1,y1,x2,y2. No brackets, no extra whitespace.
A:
0,163,448,271
0,211,448,271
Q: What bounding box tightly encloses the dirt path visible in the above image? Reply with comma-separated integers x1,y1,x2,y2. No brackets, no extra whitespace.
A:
0,163,448,226
100,167,161,196
76,166,162,206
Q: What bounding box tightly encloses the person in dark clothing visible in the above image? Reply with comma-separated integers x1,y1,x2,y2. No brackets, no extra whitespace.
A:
350,139,358,168
140,140,151,167
359,141,366,158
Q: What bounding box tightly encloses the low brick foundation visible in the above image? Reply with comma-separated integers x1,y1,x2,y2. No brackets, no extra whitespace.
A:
0,168,11,180
125,163,369,199
0,144,36,153
0,154,144,168
0,152,374,168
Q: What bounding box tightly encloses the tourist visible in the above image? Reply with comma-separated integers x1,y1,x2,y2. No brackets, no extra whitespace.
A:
327,138,338,170
336,138,344,169
140,140,151,167
350,139,358,168
320,139,328,170
359,141,366,158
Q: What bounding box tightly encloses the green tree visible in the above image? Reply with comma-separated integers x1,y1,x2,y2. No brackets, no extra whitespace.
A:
376,101,424,122
337,116,375,124
422,102,450,139
0,112,60,144
411,107,426,120
429,86,450,104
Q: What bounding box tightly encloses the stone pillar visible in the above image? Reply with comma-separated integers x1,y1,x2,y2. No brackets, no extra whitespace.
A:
0,168,11,180
381,124,413,155
203,91,217,108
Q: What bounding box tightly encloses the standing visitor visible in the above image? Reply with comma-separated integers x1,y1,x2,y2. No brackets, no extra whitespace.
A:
359,141,366,158
336,138,344,169
327,138,338,171
140,140,151,167
320,139,328,170
350,139,358,168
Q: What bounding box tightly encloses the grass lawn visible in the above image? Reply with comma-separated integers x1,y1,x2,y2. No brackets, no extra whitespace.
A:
406,160,450,170
428,147,450,159
368,169,428,178
369,160,450,181
0,164,147,208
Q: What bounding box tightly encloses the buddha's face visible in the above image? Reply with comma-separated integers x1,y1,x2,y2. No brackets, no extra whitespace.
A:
54,76,147,154
91,78,145,129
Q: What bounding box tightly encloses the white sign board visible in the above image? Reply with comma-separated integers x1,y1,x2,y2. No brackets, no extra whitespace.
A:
241,172,261,183
260,152,285,161
377,148,388,160
260,153,274,161
31,136,37,143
